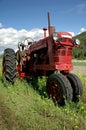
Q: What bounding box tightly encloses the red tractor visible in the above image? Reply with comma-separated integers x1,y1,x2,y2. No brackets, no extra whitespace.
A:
2,13,83,105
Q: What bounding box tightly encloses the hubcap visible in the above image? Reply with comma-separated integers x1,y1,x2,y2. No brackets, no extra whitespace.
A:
48,80,62,103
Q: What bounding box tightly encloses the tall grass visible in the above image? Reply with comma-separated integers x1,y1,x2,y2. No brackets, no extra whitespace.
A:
0,76,86,130
0,57,86,130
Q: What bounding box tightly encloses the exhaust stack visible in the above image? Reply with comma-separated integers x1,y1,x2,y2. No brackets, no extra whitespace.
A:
48,12,55,36
43,28,47,38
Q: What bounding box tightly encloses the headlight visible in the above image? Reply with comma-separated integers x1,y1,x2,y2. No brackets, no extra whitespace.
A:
52,32,58,41
74,39,80,45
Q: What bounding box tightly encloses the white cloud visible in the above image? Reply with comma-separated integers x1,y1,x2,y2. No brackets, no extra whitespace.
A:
0,22,3,28
76,1,86,13
0,26,85,55
80,28,86,32
63,1,86,14
78,28,86,34
0,27,45,54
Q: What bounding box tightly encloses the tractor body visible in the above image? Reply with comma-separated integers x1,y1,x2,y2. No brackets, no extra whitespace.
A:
17,32,75,78
2,13,83,105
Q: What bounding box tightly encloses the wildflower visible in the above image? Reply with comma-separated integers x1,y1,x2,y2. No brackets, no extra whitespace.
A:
84,116,86,119
80,106,84,110
75,125,79,129
70,117,73,121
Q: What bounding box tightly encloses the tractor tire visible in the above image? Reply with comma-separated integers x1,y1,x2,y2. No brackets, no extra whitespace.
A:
2,48,16,84
67,73,83,102
46,73,73,106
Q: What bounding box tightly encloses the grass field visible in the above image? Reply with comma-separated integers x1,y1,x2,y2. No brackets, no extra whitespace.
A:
72,59,86,66
0,58,86,130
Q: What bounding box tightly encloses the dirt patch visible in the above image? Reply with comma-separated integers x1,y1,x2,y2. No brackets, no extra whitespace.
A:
72,66,86,74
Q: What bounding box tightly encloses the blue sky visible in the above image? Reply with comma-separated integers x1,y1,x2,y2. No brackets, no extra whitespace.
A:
0,0,86,53
0,0,86,33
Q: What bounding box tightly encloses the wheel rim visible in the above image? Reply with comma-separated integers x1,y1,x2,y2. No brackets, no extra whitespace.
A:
48,80,62,103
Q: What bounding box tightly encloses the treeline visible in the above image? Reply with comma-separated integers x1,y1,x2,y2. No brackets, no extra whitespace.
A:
73,31,86,59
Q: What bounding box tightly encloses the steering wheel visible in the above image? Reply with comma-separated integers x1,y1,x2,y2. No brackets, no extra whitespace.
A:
24,37,34,49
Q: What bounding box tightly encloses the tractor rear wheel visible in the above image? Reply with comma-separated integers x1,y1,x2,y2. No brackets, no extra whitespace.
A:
67,73,83,102
46,73,73,106
2,48,16,84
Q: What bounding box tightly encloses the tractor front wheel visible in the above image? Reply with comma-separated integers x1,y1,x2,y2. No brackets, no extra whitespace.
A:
2,48,16,84
67,73,83,102
46,73,73,106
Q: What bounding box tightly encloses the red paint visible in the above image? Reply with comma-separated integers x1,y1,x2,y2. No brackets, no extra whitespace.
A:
16,31,77,77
